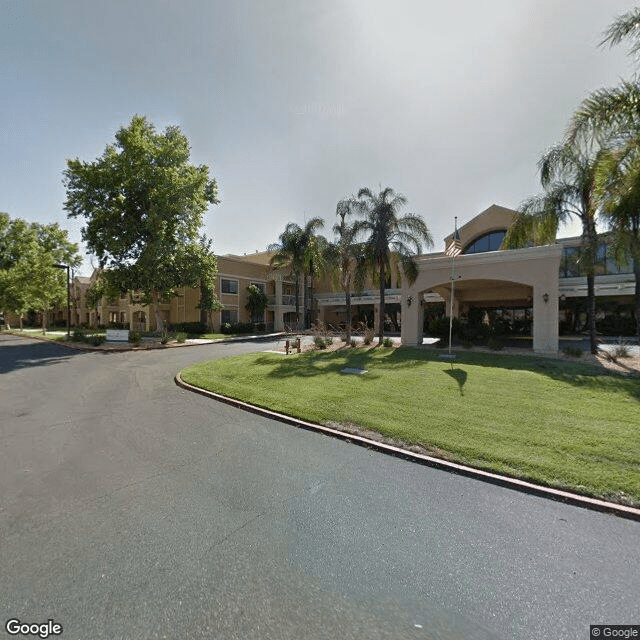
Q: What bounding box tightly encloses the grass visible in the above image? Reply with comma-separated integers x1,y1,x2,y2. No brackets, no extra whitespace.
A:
5,328,72,342
181,347,640,507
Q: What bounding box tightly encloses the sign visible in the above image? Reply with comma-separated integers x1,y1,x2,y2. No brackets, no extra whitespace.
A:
106,329,129,342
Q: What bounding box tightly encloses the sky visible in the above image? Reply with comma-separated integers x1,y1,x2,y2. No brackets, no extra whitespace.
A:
2,0,639,276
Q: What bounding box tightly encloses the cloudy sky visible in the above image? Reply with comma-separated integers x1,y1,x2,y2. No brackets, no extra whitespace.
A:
1,0,638,274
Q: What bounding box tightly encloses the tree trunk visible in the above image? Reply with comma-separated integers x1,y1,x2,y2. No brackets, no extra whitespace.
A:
308,274,314,330
151,289,164,333
295,273,300,330
587,273,597,354
345,288,352,343
634,259,640,345
41,308,47,334
582,215,598,355
378,267,386,345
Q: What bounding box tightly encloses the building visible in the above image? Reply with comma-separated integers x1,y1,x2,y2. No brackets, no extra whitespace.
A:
400,204,637,354
7,204,636,350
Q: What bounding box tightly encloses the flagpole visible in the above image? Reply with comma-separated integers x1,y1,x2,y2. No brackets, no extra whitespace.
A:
448,217,457,355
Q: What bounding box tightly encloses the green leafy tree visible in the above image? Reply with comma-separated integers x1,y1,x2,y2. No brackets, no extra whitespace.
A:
269,217,325,329
354,187,433,344
194,237,224,330
245,284,268,324
64,115,220,332
0,215,81,331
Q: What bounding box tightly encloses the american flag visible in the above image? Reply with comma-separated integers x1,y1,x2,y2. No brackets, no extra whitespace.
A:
445,229,462,257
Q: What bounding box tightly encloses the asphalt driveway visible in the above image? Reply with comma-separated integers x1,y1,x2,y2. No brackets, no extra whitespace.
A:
1,333,638,639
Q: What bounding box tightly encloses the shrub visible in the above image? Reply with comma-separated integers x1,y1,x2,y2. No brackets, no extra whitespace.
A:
428,317,462,339
363,327,374,345
220,321,254,335
487,337,503,351
314,336,328,349
160,331,170,345
463,340,473,349
563,346,583,358
90,335,105,346
614,341,631,359
175,331,188,343
108,321,127,329
350,339,357,348
128,330,142,343
169,321,208,335
383,337,393,348
596,315,636,336
72,327,87,342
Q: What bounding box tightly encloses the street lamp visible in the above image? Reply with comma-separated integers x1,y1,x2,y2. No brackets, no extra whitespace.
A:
53,263,70,338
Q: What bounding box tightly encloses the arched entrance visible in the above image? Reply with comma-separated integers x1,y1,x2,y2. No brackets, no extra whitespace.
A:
401,245,562,355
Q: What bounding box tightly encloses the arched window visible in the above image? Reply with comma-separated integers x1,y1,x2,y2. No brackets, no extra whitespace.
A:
463,230,506,254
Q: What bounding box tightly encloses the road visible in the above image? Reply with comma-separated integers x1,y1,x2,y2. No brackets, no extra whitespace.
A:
1,333,638,639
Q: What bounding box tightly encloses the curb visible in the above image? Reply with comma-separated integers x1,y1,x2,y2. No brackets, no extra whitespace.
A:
175,371,640,522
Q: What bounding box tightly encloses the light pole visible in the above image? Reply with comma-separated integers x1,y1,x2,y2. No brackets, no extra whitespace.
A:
53,263,70,338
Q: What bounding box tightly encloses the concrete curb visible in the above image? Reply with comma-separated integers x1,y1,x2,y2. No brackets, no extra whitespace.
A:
175,371,640,522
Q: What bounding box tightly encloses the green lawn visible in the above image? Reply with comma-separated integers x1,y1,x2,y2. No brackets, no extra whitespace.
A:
181,347,640,506
5,328,71,342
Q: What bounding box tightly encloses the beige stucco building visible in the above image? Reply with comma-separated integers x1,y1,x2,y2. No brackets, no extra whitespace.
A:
5,204,636,352
400,204,636,354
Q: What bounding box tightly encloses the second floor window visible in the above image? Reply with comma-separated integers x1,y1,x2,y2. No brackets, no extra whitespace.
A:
221,278,238,294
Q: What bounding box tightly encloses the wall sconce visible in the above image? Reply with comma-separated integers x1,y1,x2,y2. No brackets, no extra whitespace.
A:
560,294,566,302
407,296,413,307
543,293,549,303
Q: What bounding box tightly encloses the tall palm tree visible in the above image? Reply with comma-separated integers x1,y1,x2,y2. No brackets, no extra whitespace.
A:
355,187,433,344
330,197,366,343
504,143,602,354
595,146,640,341
303,230,329,328
566,7,640,342
268,217,324,330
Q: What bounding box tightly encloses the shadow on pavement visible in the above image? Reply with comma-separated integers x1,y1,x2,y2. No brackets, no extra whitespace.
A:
0,335,81,374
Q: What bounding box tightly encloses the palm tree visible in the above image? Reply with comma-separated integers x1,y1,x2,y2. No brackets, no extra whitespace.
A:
595,146,640,341
268,217,324,330
566,7,640,343
303,230,330,328
504,143,602,354
330,197,366,343
355,187,433,344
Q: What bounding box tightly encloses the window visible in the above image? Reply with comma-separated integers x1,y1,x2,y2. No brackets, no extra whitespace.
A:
221,309,238,324
463,230,506,254
221,278,238,294
560,242,634,278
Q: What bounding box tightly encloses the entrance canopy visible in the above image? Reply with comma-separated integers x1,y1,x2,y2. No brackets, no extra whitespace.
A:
401,244,563,354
